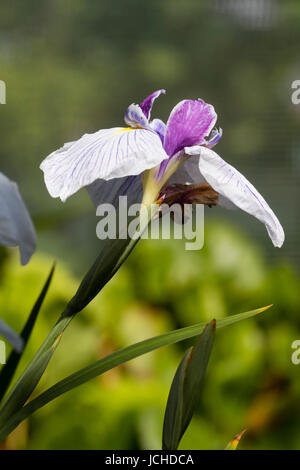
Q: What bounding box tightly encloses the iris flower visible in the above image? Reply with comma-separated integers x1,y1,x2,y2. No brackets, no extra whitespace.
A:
0,172,36,265
40,89,284,247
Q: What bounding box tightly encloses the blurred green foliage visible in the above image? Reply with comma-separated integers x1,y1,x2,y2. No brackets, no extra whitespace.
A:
0,221,300,449
0,0,300,450
0,0,299,269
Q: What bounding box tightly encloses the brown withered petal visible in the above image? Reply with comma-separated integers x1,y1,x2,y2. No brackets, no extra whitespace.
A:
157,182,219,207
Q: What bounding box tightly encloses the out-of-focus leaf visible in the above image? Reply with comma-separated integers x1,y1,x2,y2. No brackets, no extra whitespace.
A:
225,429,247,450
0,263,55,402
163,320,216,450
0,305,271,440
0,319,23,353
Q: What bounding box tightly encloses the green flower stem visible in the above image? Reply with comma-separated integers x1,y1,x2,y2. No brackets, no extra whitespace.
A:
0,206,157,425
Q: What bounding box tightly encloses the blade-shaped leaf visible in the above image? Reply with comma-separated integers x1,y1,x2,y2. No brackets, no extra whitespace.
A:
163,320,216,450
0,335,61,428
181,320,215,438
0,319,23,353
0,305,271,440
162,349,191,450
225,429,247,450
0,264,55,402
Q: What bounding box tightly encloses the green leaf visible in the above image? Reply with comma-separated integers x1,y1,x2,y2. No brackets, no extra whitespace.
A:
163,320,216,450
66,209,154,315
162,349,191,450
225,429,247,450
0,334,61,429
181,320,215,435
0,305,271,440
0,264,55,402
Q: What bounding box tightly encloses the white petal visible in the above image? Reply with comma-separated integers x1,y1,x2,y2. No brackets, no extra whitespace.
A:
150,119,166,142
0,173,37,265
195,147,284,247
176,148,236,209
170,153,206,185
87,175,143,208
124,104,149,128
40,128,168,202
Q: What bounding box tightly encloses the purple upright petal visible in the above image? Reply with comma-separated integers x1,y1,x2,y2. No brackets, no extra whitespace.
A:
204,127,223,148
163,99,217,157
139,89,166,120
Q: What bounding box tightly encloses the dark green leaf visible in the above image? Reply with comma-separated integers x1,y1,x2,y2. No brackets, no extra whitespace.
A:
163,320,216,450
162,349,191,450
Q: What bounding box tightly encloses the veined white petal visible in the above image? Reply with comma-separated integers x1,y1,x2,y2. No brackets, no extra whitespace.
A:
40,127,168,202
0,172,37,265
177,147,236,209
124,104,149,128
195,147,284,247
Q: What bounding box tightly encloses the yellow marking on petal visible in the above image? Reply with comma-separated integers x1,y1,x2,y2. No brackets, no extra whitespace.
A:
118,127,139,133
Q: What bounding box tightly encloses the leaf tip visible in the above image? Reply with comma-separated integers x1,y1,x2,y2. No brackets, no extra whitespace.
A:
50,261,56,274
261,304,273,312
225,429,247,450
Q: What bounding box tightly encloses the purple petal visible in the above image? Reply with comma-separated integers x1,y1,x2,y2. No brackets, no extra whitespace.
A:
163,99,217,157
204,128,223,148
139,89,166,120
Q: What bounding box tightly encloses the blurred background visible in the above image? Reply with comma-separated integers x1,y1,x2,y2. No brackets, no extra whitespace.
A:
0,0,300,450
